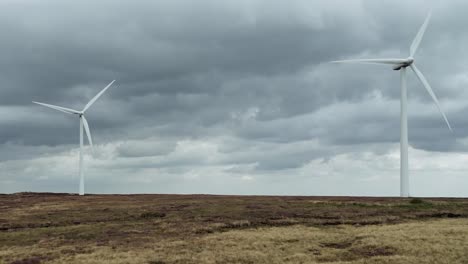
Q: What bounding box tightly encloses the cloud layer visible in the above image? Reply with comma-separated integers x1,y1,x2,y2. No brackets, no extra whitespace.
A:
1,0,468,196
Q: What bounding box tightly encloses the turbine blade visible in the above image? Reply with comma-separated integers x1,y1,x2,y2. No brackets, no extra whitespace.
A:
81,116,93,147
410,64,452,131
410,11,432,57
82,80,115,112
33,101,80,114
331,58,407,65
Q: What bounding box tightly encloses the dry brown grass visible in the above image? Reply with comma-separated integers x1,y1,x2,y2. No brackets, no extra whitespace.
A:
1,193,468,263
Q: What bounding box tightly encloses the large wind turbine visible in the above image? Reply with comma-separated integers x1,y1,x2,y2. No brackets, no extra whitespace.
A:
331,12,451,197
33,80,115,195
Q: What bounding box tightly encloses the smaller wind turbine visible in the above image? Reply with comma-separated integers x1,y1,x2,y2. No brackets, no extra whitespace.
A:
33,80,115,195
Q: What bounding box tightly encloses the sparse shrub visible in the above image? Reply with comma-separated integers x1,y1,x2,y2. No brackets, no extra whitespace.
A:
403,198,433,209
224,220,250,229
140,212,166,219
409,198,425,204
320,240,353,249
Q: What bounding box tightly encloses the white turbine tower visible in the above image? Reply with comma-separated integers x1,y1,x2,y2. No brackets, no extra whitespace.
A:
331,12,451,197
33,80,115,196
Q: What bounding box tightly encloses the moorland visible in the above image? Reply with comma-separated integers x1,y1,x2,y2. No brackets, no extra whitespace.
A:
1,193,468,263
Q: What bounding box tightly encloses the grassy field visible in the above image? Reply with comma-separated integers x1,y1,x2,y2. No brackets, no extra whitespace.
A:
1,193,468,263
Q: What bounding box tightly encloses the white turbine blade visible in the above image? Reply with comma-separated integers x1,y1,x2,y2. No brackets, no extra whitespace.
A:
410,11,432,57
331,58,407,65
410,64,452,131
32,101,80,114
81,116,93,147
82,80,115,112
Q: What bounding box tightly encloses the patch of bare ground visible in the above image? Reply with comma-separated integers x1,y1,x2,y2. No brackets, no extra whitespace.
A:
1,193,468,263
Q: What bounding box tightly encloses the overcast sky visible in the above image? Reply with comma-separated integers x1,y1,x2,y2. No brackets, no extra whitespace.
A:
1,0,468,196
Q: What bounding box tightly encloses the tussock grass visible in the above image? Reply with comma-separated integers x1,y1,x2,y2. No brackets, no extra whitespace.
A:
3,219,465,264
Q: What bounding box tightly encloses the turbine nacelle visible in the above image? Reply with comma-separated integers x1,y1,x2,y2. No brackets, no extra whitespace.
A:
393,57,414,71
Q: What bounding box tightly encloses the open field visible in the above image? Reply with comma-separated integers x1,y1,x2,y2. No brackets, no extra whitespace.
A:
1,193,468,263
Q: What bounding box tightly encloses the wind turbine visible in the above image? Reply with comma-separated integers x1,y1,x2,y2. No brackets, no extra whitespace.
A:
331,12,451,197
33,80,115,195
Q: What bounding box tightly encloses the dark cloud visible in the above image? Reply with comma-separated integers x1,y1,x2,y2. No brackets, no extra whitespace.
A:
1,0,468,195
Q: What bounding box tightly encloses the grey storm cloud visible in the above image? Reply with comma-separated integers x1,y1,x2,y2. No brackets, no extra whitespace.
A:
1,0,468,196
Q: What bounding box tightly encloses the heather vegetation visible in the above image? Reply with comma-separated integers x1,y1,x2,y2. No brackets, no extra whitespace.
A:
1,193,467,263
